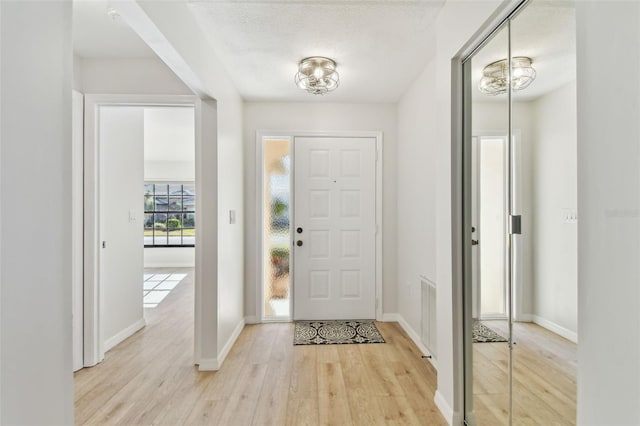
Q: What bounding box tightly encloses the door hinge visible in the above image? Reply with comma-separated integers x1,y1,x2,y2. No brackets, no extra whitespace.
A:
509,215,522,235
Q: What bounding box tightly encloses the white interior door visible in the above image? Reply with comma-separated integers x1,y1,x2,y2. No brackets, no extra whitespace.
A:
293,137,376,320
99,106,145,350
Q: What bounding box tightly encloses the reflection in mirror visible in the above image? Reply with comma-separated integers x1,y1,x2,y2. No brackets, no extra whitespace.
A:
463,0,578,424
511,1,577,424
466,22,512,426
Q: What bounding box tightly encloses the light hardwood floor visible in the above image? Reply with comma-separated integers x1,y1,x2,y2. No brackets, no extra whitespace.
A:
472,320,577,425
74,268,447,425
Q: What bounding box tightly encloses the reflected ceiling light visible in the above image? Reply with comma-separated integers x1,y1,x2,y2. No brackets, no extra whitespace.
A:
295,56,339,95
479,57,536,96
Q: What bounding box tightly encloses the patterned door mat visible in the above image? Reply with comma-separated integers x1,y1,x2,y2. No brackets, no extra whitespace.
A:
294,320,385,345
473,321,508,343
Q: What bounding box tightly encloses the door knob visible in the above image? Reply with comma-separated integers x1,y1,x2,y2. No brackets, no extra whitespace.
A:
296,240,303,247
471,239,479,246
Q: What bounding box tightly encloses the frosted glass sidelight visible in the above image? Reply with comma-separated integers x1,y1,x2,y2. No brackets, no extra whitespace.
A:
263,139,292,318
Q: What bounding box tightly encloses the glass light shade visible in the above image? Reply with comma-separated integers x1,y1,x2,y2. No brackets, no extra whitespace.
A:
478,56,536,96
295,56,340,95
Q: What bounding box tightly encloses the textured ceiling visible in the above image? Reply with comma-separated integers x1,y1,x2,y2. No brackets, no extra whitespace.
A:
471,1,576,102
186,0,445,102
74,0,573,103
73,0,155,58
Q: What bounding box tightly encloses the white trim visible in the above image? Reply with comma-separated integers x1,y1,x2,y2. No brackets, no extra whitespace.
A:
381,313,401,322
255,130,384,322
244,316,259,325
103,318,146,352
517,313,534,322
83,94,203,367
72,89,85,372
197,318,245,371
196,358,219,371
374,135,383,321
143,262,195,268
381,313,437,370
531,315,578,344
434,390,461,426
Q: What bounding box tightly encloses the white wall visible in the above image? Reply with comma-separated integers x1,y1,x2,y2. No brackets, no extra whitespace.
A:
576,2,640,424
432,1,503,422
133,0,245,367
74,56,192,95
1,1,74,423
397,58,438,343
530,81,577,338
99,107,145,349
243,102,398,320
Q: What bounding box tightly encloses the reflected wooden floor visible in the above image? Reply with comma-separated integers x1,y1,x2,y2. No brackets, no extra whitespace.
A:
472,320,577,425
74,268,446,425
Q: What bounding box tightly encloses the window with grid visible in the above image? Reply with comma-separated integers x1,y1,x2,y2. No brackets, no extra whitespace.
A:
144,183,195,247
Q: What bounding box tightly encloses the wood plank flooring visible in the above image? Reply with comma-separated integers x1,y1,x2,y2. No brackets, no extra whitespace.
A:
472,320,577,425
74,268,447,425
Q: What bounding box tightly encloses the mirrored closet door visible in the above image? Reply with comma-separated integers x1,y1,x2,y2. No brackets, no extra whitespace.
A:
462,1,577,424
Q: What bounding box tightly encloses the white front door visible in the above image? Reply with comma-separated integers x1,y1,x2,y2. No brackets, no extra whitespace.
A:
293,137,377,320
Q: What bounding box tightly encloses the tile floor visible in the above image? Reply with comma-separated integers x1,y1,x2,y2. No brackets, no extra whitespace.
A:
143,272,187,308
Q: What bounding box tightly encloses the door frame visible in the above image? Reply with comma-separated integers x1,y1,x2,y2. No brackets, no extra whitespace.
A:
72,89,84,372
471,132,525,321
83,94,213,367
256,130,383,322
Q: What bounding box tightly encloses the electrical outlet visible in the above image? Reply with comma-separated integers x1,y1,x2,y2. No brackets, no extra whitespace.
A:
563,208,578,224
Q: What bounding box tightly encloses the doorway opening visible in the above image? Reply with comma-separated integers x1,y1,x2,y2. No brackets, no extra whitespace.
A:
142,106,196,312
472,135,508,320
257,132,384,322
82,95,211,368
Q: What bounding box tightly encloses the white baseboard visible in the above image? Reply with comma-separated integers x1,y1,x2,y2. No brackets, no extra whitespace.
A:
435,390,461,426
381,313,401,322
198,318,245,371
531,315,578,343
197,358,219,371
143,262,195,268
517,313,534,322
244,315,259,324
380,313,437,370
104,317,146,352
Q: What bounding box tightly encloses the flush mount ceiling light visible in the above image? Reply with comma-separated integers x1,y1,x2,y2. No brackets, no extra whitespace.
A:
295,56,339,95
479,56,536,96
